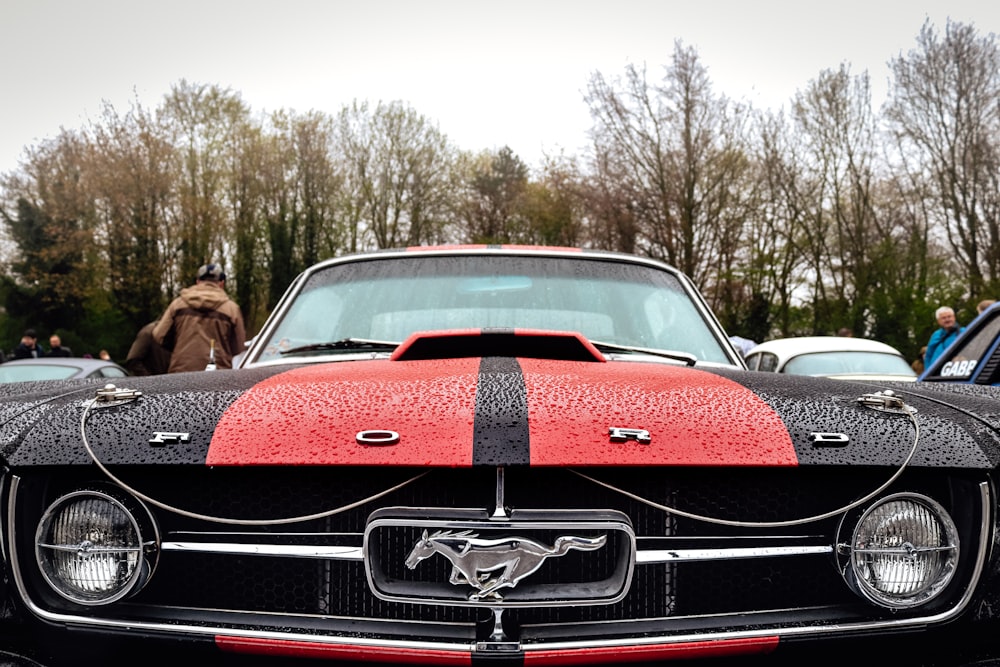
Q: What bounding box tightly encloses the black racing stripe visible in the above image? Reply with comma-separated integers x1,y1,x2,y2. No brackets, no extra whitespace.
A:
473,356,531,466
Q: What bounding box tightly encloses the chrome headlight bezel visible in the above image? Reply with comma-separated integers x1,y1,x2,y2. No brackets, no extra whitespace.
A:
34,488,159,606
845,492,959,609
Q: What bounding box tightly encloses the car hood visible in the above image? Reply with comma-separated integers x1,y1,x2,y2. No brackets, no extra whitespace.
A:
1,355,998,469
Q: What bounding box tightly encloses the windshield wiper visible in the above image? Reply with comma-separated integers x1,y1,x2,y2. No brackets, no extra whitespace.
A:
279,337,400,356
590,340,698,366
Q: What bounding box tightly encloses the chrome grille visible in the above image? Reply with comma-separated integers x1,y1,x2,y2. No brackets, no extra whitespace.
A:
8,467,987,645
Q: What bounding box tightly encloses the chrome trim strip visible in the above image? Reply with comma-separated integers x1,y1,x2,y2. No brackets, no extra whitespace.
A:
163,540,827,563
7,479,992,654
162,541,364,560
636,545,832,563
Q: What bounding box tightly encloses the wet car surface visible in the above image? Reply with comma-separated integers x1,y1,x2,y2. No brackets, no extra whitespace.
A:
2,246,1000,666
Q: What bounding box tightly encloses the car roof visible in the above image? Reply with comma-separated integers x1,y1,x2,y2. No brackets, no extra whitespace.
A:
2,357,118,369
746,336,906,359
0,357,128,378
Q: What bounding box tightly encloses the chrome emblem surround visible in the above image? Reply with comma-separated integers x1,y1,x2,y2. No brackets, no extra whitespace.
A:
405,529,608,601
364,508,636,608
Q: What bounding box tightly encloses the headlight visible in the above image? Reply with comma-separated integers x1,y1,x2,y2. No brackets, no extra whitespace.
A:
35,490,157,605
847,493,958,609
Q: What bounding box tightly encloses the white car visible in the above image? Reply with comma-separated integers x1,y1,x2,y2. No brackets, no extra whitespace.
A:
744,336,917,381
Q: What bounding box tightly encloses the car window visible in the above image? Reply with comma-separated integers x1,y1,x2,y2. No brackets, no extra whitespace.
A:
756,352,779,372
99,366,128,378
783,351,915,376
254,255,732,364
0,364,79,382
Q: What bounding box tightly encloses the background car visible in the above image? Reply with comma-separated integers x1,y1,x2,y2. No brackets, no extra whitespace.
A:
744,335,917,381
0,356,128,382
3,247,1000,666
920,301,1000,384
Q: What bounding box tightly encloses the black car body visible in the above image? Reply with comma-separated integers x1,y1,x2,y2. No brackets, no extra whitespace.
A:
2,247,1000,666
921,302,1000,385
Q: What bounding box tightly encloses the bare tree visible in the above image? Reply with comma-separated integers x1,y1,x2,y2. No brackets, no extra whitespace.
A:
884,19,1000,301
585,42,753,291
579,149,640,253
255,110,346,316
792,65,881,334
158,80,253,290
741,110,811,338
88,99,176,327
335,101,456,250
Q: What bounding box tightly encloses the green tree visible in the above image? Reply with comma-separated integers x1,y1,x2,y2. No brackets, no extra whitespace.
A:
521,155,585,247
459,146,529,243
0,131,99,346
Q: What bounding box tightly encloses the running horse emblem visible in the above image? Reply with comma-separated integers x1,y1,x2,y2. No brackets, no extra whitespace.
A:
404,529,608,601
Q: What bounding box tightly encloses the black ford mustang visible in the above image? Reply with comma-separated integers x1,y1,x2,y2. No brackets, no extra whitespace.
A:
2,246,1000,666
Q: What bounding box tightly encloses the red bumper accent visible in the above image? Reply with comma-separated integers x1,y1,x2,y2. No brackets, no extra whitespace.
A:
215,635,779,664
523,637,780,664
216,636,472,664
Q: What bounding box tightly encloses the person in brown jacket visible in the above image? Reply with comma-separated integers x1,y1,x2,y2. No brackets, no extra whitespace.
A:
152,263,246,372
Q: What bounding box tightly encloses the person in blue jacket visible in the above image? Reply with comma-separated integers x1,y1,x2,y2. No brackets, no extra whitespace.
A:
924,306,964,367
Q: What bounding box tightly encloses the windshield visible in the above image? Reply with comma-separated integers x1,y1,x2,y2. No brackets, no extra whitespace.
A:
783,351,915,377
253,254,732,364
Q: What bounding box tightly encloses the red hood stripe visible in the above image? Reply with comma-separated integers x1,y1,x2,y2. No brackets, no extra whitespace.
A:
206,359,480,466
207,358,797,467
519,359,797,466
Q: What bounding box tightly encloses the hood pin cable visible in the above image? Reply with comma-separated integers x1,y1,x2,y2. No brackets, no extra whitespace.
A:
573,391,920,528
79,384,426,526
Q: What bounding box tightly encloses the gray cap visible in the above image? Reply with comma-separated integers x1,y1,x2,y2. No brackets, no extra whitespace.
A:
197,263,226,282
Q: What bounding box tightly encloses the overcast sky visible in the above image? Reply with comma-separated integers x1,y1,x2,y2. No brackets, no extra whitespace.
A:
2,0,999,177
